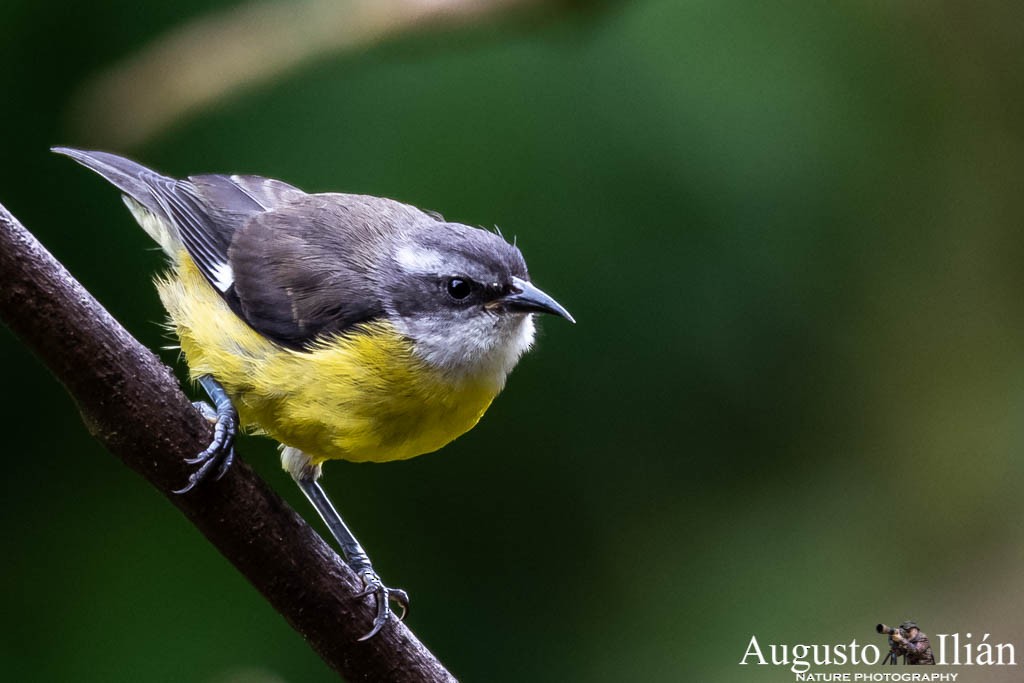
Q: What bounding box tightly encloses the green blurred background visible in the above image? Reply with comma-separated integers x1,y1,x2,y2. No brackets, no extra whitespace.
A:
3,1,1024,681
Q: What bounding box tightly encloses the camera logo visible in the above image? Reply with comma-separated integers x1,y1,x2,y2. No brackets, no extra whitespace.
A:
875,620,935,665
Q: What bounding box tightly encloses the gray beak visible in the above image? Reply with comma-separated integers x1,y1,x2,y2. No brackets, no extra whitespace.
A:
504,276,575,323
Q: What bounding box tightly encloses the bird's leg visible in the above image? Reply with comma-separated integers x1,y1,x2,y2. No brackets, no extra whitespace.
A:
174,374,238,494
283,447,408,640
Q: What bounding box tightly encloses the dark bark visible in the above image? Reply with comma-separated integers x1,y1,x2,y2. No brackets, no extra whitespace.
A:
0,202,457,683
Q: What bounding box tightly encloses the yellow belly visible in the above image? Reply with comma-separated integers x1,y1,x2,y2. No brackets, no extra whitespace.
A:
157,256,499,463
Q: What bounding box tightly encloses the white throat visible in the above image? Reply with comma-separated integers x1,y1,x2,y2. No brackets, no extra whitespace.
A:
395,312,536,387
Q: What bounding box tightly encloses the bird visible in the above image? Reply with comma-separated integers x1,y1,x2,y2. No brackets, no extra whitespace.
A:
53,147,574,640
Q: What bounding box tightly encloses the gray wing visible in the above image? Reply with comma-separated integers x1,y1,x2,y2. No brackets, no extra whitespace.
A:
227,193,434,348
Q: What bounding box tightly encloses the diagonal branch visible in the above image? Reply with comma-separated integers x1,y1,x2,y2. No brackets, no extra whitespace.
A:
0,201,457,682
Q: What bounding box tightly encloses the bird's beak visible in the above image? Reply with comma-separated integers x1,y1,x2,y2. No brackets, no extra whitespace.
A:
502,276,575,323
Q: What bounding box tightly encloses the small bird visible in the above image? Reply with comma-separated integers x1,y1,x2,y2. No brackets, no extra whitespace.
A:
54,147,573,639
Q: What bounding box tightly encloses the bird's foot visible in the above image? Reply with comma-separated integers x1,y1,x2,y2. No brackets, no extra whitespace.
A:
355,569,409,641
173,399,238,494
292,475,406,641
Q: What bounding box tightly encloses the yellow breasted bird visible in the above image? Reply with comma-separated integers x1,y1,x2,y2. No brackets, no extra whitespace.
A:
54,147,573,639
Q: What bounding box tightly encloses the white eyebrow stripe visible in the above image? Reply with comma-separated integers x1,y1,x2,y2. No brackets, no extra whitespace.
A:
211,262,234,292
396,246,444,274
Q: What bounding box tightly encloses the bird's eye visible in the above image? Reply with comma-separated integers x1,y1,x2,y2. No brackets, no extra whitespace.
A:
446,277,473,300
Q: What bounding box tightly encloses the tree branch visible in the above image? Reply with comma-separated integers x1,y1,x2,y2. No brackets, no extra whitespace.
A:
0,202,457,681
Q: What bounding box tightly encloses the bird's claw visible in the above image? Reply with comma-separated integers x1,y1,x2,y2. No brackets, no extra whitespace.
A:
173,399,238,494
355,569,409,641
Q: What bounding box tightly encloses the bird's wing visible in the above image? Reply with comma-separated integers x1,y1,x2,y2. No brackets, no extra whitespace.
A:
177,174,305,292
226,193,433,349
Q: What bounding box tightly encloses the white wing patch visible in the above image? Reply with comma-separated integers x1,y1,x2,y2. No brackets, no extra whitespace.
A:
211,262,235,292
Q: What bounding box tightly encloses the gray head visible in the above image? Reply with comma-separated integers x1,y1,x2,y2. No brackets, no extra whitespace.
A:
383,220,573,382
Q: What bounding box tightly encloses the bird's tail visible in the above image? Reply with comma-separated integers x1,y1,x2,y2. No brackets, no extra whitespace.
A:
52,146,183,255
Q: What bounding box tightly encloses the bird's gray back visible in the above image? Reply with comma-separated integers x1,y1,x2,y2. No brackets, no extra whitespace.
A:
227,192,439,347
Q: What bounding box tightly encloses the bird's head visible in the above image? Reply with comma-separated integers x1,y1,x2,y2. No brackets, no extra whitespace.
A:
382,222,573,383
